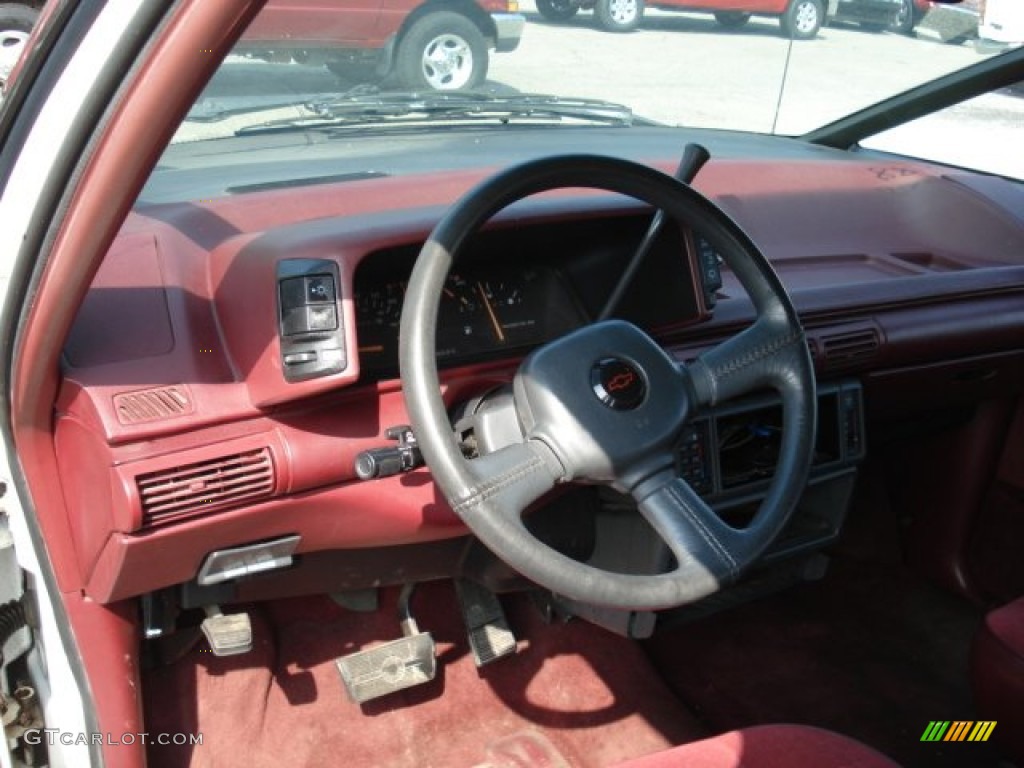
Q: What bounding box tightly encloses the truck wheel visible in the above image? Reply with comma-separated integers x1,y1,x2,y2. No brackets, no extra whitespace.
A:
537,0,580,22
889,0,918,35
0,3,37,87
715,11,752,29
595,0,644,32
395,11,487,91
779,0,823,39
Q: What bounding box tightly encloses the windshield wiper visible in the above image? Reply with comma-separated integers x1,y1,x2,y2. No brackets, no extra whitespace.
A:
232,90,652,135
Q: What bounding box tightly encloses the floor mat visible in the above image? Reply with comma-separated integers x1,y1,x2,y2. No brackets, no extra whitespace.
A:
144,581,706,768
645,555,1007,768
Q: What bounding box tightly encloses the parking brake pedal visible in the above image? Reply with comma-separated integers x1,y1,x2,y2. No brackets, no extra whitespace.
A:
456,579,517,667
335,584,436,704
200,606,253,656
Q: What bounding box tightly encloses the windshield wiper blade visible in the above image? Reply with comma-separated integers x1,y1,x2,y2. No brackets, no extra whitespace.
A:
234,91,651,135
187,83,384,123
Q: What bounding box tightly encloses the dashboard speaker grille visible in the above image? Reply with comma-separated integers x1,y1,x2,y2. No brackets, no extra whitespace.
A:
114,386,193,425
137,448,274,527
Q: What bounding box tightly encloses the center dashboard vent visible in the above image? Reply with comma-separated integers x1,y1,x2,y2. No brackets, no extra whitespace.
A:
816,325,881,370
137,448,275,527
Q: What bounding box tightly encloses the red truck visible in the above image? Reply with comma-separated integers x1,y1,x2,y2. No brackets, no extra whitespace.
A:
0,1,524,92
242,0,525,90
536,0,901,38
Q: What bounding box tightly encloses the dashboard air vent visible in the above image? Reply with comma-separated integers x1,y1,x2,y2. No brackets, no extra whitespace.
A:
138,448,274,527
114,386,193,425
818,327,880,369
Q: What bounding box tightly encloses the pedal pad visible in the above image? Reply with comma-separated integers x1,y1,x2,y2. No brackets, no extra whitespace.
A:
200,608,252,657
336,632,436,704
456,579,517,667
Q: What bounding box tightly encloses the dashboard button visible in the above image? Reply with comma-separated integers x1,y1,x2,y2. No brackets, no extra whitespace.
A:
307,304,338,332
280,277,306,311
319,347,346,366
305,274,336,304
284,351,317,365
281,306,311,336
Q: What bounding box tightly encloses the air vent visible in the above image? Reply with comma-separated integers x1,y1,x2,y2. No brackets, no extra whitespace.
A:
818,327,880,369
137,448,274,527
114,386,193,425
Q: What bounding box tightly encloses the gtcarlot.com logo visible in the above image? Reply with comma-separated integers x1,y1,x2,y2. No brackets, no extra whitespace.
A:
921,721,996,743
24,730,203,747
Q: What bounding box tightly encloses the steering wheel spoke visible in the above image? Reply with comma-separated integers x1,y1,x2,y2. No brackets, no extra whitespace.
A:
686,317,808,408
635,473,746,587
458,441,564,522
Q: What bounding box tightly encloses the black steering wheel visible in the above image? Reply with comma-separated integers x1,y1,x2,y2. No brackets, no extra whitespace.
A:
400,155,816,610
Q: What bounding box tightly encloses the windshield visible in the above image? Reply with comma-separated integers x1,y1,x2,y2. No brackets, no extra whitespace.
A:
150,0,1022,201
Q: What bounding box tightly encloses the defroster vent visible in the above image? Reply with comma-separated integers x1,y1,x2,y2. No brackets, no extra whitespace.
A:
114,386,192,425
138,448,275,527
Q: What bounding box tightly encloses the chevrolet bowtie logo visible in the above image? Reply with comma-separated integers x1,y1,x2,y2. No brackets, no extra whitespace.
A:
606,371,637,393
591,358,646,411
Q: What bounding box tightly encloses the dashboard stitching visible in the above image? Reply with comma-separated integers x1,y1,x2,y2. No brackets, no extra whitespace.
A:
665,482,738,578
453,455,547,516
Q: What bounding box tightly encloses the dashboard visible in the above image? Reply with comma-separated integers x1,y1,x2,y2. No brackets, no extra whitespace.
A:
52,133,1024,605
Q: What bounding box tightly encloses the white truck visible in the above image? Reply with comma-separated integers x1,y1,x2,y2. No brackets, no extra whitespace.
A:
978,0,1024,47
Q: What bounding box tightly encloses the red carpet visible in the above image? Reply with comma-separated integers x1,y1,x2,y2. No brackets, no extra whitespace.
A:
144,581,706,768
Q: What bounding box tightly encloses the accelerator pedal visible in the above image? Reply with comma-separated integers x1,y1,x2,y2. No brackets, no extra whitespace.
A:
456,579,517,667
335,584,436,704
200,606,253,657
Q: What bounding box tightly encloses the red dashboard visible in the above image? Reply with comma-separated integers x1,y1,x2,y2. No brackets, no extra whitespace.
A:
54,154,1024,603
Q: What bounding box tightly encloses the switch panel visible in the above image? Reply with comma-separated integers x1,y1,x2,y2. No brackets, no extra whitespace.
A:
277,259,346,382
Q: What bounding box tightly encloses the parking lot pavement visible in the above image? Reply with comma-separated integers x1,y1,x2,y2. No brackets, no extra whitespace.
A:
491,1,988,134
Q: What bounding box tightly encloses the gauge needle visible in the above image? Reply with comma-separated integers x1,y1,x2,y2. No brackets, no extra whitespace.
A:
477,282,505,343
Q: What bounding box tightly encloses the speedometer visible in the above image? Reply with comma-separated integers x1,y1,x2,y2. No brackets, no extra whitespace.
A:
354,257,584,377
477,270,540,347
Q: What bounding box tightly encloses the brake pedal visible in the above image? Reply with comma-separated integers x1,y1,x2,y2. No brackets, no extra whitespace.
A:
456,579,517,667
200,606,253,657
335,584,436,704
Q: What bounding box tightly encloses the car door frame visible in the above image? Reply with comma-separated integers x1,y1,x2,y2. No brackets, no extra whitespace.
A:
0,1,263,766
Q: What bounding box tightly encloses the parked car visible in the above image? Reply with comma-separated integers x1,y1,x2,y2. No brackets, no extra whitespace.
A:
3,2,1024,768
535,0,901,38
0,1,525,93
242,0,524,90
888,0,926,33
0,0,41,87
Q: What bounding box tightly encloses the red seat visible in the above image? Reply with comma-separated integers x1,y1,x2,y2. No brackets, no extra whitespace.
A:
972,595,1024,764
615,724,899,768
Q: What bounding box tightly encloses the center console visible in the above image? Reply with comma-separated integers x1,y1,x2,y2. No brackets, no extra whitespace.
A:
679,380,864,560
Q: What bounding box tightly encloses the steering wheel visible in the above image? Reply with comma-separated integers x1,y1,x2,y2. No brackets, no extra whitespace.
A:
400,155,816,610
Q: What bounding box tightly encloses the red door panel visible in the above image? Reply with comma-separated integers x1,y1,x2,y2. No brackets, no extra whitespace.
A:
243,0,386,49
